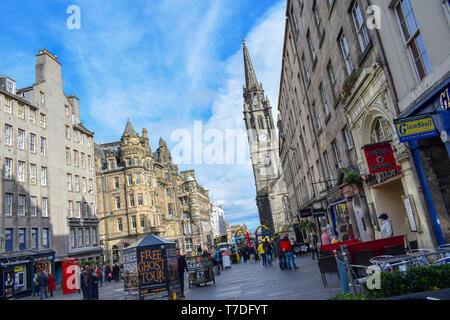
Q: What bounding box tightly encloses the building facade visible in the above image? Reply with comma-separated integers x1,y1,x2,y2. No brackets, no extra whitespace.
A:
96,120,214,264
278,0,437,248
211,203,227,242
242,43,292,235
0,49,100,299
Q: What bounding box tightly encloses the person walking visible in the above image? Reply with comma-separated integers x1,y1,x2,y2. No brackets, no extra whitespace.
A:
257,241,266,266
80,266,87,300
38,270,49,299
379,213,393,238
176,249,188,298
310,233,319,260
33,271,40,297
47,273,56,297
215,250,223,271
249,245,257,263
96,265,103,287
321,228,331,246
273,235,286,270
113,263,120,283
280,234,298,271
263,238,273,267
85,265,96,300
104,265,112,283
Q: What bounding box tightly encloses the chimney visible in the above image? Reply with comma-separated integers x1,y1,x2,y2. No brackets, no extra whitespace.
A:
67,94,80,124
142,128,148,138
36,49,62,88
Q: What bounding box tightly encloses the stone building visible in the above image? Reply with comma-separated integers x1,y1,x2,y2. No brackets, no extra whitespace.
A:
242,42,292,235
211,203,227,242
278,0,437,248
0,50,100,298
95,120,214,264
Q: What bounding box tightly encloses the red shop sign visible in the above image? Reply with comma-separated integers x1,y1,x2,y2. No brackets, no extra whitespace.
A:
363,142,399,175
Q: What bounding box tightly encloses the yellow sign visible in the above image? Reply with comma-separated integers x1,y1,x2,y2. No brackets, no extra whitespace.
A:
14,266,24,272
395,117,438,142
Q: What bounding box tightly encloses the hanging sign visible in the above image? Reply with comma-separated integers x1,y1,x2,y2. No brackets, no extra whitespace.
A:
363,142,402,187
395,116,439,143
299,209,312,218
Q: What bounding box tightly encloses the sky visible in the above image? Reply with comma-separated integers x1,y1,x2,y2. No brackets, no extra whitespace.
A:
0,0,287,233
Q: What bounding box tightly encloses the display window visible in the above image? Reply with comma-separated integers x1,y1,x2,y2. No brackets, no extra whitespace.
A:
13,265,28,294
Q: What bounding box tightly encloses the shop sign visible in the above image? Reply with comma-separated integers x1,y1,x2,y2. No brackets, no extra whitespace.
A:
327,191,343,204
441,87,449,111
33,256,53,262
365,166,402,187
363,142,400,175
312,209,326,217
299,209,312,218
395,116,438,143
343,183,359,198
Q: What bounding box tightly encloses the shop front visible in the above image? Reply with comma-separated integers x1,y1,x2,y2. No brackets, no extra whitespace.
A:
394,78,450,245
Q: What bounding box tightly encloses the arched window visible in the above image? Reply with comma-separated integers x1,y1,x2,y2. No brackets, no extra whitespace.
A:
258,116,265,130
370,117,393,143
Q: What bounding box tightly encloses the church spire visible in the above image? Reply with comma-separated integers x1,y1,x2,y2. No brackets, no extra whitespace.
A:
242,41,260,89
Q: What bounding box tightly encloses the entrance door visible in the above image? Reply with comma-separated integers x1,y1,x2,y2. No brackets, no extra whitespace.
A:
373,179,416,242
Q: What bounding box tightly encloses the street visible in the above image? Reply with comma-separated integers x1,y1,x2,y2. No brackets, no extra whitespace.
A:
20,255,341,300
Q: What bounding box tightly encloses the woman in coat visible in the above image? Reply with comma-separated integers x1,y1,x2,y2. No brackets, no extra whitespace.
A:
47,273,56,297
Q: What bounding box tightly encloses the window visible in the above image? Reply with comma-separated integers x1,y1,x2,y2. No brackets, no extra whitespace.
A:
18,104,25,119
39,92,45,105
313,1,324,40
82,202,88,218
302,55,311,86
18,195,26,216
126,158,131,166
332,140,342,168
114,177,119,189
319,83,330,117
4,158,12,179
352,2,371,53
30,164,37,184
70,228,76,247
65,105,70,117
88,179,93,194
92,228,97,245
29,133,37,152
140,215,145,228
258,117,265,130
131,216,137,230
78,228,83,246
73,150,79,167
66,148,71,164
395,0,431,80
371,117,393,143
18,129,25,149
166,188,171,198
136,173,141,185
326,61,337,102
31,228,38,249
68,201,74,217
339,32,354,75
85,228,90,245
307,30,317,66
115,196,121,210
90,203,95,218
39,113,46,128
42,198,48,217
18,161,25,182
88,155,92,170
138,193,143,206
129,194,135,207
5,124,13,145
81,153,86,168
168,203,173,216
67,174,73,191
76,202,81,218
4,193,13,216
65,126,70,140
109,159,114,170
324,151,334,185
40,167,47,186
5,98,13,114
82,177,87,193
29,110,36,124
312,102,321,131
290,5,299,35
43,228,50,248
40,137,47,156
5,229,13,252
343,126,354,150
80,134,85,145
117,218,123,232
127,175,132,186
30,196,37,216
134,158,139,166
19,229,26,250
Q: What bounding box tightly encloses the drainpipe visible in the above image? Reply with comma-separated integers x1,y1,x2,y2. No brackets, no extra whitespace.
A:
371,4,439,247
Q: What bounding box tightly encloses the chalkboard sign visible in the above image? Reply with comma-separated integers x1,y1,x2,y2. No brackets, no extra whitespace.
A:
123,248,139,300
186,254,215,287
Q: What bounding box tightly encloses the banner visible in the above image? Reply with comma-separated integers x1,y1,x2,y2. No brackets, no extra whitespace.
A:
395,116,438,142
363,142,399,175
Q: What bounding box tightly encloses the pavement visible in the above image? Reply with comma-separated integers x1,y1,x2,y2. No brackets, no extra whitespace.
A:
19,254,342,300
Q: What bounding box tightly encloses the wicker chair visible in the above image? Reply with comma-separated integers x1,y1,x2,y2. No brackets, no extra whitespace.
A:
317,255,339,286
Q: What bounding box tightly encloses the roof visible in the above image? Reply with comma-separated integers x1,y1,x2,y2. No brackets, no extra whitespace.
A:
125,234,175,249
122,118,137,137
184,175,195,183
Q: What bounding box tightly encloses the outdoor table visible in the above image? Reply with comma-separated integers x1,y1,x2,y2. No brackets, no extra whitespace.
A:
370,254,414,271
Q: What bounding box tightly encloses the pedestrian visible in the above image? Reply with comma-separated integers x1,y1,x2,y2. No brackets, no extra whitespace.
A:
47,273,56,297
257,241,266,266
93,269,99,300
249,245,257,263
280,233,298,271
38,270,49,299
310,232,319,260
321,228,331,246
273,235,286,270
33,271,40,297
215,250,223,271
80,266,87,300
263,238,273,267
104,265,112,283
176,249,188,298
96,265,103,287
113,263,120,283
378,213,393,238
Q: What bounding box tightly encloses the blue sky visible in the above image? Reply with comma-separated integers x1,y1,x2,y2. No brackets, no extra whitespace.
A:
0,0,287,233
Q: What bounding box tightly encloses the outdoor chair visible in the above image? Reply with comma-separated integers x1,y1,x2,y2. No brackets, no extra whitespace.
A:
383,260,417,272
433,257,450,265
353,250,373,266
384,244,406,256
348,264,371,294
409,249,432,266
438,244,450,259
317,255,339,287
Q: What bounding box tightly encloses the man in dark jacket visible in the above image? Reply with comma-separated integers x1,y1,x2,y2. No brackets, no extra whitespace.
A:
80,266,87,300
280,234,298,271
273,236,286,270
113,264,120,282
37,270,48,299
177,249,188,298
104,265,112,282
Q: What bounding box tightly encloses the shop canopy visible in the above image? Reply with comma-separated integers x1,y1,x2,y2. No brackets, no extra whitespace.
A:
127,234,174,249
